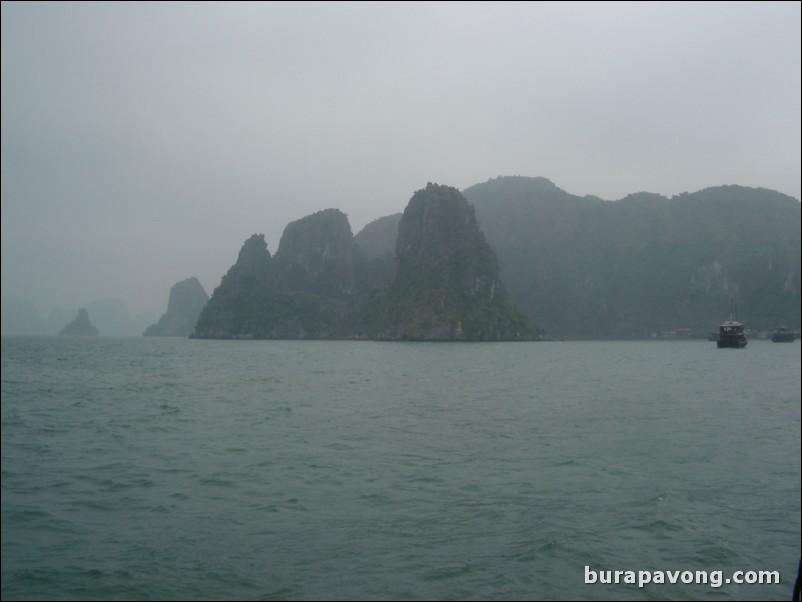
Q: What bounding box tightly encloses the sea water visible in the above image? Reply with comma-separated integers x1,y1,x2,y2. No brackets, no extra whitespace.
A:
2,336,800,600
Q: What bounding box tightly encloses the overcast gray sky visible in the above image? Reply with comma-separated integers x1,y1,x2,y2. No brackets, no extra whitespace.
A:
2,1,800,316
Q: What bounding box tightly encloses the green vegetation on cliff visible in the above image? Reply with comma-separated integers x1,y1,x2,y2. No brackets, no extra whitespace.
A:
361,184,539,340
193,217,358,339
192,187,538,340
463,176,801,337
192,176,799,340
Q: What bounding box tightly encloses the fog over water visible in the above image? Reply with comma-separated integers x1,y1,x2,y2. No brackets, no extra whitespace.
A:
2,1,800,318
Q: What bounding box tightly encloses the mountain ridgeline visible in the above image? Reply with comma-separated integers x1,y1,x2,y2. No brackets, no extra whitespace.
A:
194,176,800,340
462,177,801,337
192,184,540,340
5,177,794,339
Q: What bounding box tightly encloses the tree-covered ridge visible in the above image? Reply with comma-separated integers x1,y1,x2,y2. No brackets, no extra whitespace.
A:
362,183,540,340
192,187,538,340
273,208,357,296
193,212,359,339
464,177,801,337
192,176,799,340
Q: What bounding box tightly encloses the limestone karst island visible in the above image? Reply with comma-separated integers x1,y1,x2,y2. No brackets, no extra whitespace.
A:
59,308,99,336
144,277,209,337
192,183,540,341
3,176,799,339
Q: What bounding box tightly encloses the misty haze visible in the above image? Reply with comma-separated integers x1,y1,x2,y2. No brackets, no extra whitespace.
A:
2,3,799,601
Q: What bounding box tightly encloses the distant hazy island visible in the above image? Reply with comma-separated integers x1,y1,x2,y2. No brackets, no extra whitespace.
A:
59,308,99,336
1,297,158,337
192,183,540,341
144,277,209,337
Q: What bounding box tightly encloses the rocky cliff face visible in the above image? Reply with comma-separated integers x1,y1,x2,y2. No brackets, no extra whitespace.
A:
193,212,359,339
363,183,539,340
192,234,275,338
144,277,209,337
272,209,356,296
354,213,401,292
396,183,499,300
192,186,538,340
59,308,99,336
464,176,801,337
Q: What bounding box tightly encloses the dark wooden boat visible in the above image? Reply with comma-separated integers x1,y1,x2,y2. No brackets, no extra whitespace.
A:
771,327,795,343
717,300,747,349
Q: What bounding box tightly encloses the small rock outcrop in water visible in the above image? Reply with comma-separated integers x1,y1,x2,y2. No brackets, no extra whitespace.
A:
192,186,539,340
59,308,99,336
144,277,209,337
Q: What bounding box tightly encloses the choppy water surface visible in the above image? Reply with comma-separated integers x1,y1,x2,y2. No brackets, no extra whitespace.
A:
2,337,800,600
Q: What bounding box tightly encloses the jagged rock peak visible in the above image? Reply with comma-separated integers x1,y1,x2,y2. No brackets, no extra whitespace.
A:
368,182,539,341
273,208,356,296
192,186,540,341
354,213,402,259
396,182,498,299
166,277,207,315
144,277,209,337
235,233,272,277
59,308,99,336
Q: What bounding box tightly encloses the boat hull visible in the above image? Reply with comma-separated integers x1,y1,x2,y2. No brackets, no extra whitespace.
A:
717,336,747,348
771,328,795,343
717,317,747,349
